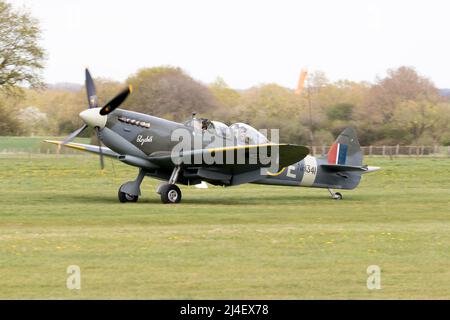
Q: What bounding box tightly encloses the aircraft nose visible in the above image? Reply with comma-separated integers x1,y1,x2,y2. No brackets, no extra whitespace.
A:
79,108,107,128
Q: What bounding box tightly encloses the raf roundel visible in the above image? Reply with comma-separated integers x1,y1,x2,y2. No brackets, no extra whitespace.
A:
328,143,348,165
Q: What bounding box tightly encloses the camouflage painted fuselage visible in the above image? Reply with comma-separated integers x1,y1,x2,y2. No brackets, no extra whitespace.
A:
99,109,364,190
253,156,361,190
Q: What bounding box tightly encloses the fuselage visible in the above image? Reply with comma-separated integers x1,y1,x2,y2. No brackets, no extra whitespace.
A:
99,109,361,190
53,69,371,204
253,155,361,190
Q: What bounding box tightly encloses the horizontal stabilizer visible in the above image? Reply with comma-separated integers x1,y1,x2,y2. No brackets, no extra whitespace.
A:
321,164,368,172
321,164,381,174
364,166,381,174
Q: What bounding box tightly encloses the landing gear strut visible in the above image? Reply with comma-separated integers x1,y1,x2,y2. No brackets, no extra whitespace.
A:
157,166,182,204
328,188,343,200
118,169,145,203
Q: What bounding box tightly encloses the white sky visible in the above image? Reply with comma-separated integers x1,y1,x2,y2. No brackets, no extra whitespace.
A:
9,0,450,88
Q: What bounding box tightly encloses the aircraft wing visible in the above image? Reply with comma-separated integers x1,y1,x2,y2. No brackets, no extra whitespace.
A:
46,140,308,169
44,140,119,158
148,143,309,169
45,140,310,185
148,143,309,186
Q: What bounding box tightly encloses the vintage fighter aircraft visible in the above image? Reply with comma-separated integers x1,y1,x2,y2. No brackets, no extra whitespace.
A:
46,69,379,204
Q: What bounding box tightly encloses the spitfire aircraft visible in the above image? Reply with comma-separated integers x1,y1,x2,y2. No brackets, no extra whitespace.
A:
46,69,379,204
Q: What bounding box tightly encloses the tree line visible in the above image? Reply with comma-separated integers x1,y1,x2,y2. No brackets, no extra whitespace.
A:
1,0,449,146
2,65,450,146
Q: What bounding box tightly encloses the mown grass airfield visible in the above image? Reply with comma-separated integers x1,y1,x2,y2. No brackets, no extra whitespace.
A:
0,144,449,299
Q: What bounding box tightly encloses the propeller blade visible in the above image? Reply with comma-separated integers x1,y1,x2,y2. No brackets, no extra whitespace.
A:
96,128,105,170
62,124,88,145
85,69,99,108
99,85,132,116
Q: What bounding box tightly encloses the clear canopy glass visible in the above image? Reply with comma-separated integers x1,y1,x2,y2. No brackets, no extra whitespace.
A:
229,122,269,145
185,118,269,145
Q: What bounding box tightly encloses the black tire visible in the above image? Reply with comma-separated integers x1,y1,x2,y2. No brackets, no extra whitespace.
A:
118,187,139,203
160,184,182,204
334,192,343,200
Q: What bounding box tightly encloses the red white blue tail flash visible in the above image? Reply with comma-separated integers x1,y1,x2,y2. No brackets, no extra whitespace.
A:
328,143,348,165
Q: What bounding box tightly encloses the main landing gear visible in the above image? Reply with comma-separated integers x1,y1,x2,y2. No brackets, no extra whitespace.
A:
117,167,183,204
157,166,182,204
118,168,145,203
118,191,138,203
328,188,343,200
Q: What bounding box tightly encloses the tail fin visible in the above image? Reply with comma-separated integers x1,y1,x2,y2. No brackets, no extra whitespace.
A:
327,128,362,167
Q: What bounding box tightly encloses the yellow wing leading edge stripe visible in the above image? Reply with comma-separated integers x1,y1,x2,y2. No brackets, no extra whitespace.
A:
44,140,87,151
266,168,287,176
207,143,287,153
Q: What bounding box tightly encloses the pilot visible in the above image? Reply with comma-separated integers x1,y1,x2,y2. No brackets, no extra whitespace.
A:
201,119,210,131
193,120,202,132
238,127,250,145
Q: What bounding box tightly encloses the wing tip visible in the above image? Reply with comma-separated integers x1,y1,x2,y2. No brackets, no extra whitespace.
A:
44,140,62,145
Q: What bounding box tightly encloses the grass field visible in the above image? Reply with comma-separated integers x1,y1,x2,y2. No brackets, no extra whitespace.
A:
0,136,90,154
0,152,449,299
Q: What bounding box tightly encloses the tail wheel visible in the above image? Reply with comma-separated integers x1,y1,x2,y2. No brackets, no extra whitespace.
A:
333,192,343,200
160,184,182,204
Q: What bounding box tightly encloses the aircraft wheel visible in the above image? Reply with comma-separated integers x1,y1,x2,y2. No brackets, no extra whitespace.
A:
160,184,182,204
333,192,343,200
118,187,139,203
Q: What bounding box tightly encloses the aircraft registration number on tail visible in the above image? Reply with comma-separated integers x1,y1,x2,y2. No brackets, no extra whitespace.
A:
299,156,318,186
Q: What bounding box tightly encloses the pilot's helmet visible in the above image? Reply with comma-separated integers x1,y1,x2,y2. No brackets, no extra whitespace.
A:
201,119,209,130
238,127,247,142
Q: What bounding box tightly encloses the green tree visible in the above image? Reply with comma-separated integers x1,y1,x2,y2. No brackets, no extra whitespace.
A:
209,77,241,123
391,99,450,144
358,66,441,144
0,1,45,93
0,100,22,135
238,84,310,143
363,66,438,125
326,103,354,121
124,66,219,121
23,88,84,135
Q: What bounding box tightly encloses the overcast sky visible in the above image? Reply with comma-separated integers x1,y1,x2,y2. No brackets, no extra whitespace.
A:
9,0,450,88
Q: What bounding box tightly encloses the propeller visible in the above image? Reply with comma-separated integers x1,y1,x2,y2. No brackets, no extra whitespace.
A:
86,69,99,108
100,85,133,116
95,128,105,170
62,124,88,145
61,68,133,169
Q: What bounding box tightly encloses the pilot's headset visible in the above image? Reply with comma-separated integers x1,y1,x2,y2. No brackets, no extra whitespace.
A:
238,126,248,144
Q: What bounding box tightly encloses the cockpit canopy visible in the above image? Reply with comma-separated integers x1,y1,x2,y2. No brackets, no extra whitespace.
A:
185,118,269,145
228,122,269,145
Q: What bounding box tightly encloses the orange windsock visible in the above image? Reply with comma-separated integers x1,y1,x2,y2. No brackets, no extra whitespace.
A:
295,69,308,96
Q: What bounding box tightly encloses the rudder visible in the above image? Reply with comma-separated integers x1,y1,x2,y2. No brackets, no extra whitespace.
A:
327,128,362,167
